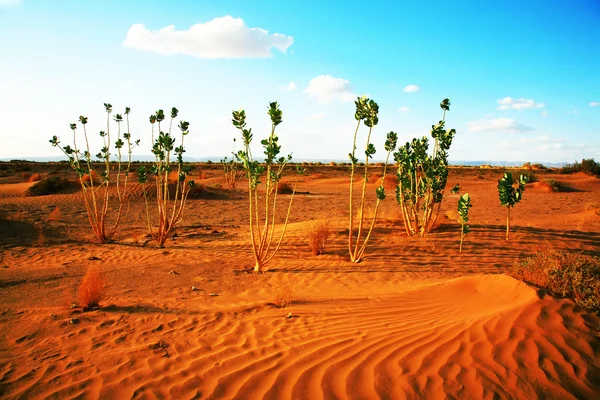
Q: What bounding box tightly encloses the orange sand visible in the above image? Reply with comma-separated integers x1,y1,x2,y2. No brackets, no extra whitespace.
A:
1,164,599,398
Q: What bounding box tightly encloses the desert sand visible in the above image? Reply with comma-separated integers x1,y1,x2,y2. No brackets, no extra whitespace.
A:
1,163,600,399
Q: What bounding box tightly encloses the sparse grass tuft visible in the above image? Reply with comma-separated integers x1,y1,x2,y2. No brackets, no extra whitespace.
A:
273,272,293,308
510,250,600,311
276,181,294,194
308,220,329,256
78,266,104,310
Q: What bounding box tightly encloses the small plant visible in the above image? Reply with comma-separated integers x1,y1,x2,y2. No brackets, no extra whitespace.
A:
457,193,472,253
220,138,245,189
394,98,459,237
137,108,194,247
273,272,293,308
348,96,398,263
50,104,139,243
78,266,104,310
308,220,329,256
497,171,528,240
232,102,302,272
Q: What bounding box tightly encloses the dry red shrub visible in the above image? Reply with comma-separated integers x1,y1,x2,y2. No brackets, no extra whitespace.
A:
78,266,104,309
308,221,329,256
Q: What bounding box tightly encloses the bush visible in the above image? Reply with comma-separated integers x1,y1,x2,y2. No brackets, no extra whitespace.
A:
78,266,104,310
25,176,72,196
273,272,293,308
510,250,600,311
560,158,600,176
308,221,329,256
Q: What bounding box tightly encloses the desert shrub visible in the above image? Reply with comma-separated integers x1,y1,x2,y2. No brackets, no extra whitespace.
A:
498,172,528,240
457,193,471,253
232,102,302,272
276,181,294,194
510,251,600,311
50,104,139,243
273,272,293,308
394,99,459,237
543,179,560,192
78,266,104,310
21,171,32,179
25,176,72,196
348,96,397,263
28,173,43,182
308,221,329,255
560,158,600,176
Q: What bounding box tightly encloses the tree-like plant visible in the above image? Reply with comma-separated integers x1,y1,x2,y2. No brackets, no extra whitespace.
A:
232,102,301,273
497,171,528,240
457,193,472,252
50,103,139,243
394,98,459,237
220,138,244,189
137,108,194,247
348,96,398,263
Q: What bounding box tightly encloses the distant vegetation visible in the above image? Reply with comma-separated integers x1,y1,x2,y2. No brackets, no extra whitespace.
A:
559,158,600,177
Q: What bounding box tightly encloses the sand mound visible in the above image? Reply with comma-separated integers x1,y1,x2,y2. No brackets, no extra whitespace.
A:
2,274,599,399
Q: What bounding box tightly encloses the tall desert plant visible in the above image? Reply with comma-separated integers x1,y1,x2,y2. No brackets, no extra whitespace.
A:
50,103,139,243
394,98,459,237
232,102,301,273
137,108,194,247
347,96,397,263
457,193,472,252
220,138,244,189
497,171,528,240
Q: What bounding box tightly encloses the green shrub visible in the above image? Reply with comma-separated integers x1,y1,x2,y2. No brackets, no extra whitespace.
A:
544,179,560,192
510,250,600,311
559,158,600,176
25,176,72,196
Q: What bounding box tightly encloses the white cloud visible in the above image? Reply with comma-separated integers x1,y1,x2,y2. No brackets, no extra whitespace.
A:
497,97,544,110
541,110,548,117
305,75,356,104
399,106,409,113
567,109,578,115
403,85,420,93
123,16,294,59
0,0,21,6
309,113,325,122
280,81,297,91
467,118,533,132
590,102,600,107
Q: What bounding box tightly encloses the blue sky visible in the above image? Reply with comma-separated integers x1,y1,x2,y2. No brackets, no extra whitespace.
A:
0,0,599,163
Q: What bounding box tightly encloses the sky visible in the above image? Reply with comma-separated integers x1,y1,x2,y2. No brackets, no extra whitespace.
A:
0,0,599,164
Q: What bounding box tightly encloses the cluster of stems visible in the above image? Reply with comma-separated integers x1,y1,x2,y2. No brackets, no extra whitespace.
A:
394,99,458,237
50,103,138,243
232,102,301,272
137,108,194,247
348,96,397,263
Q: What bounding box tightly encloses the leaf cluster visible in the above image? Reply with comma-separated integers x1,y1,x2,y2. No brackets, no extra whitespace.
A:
497,172,528,208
